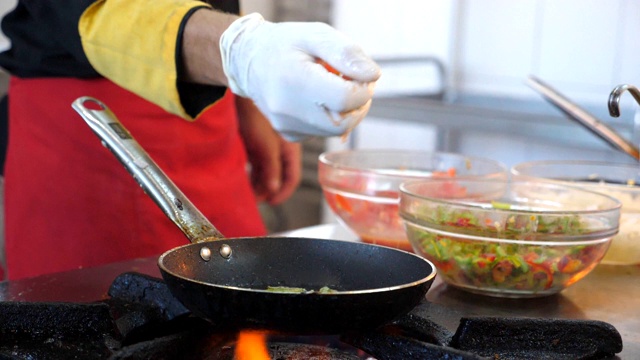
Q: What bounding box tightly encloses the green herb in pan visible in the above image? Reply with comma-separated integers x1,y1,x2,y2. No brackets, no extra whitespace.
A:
266,286,339,294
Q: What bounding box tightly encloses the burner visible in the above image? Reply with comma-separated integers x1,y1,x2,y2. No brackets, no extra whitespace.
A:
0,272,624,359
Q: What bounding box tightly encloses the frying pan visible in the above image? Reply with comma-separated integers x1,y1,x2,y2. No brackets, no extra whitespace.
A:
72,96,436,334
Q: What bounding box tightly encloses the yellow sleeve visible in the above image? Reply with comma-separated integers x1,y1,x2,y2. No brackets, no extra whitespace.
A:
79,0,211,120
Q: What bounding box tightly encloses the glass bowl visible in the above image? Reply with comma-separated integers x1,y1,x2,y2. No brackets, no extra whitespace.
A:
511,160,640,265
318,150,508,251
399,179,621,298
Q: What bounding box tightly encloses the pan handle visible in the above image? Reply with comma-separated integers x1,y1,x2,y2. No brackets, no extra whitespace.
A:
72,96,225,243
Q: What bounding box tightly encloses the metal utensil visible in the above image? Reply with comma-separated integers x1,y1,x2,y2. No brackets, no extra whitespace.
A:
608,84,640,118
526,75,640,161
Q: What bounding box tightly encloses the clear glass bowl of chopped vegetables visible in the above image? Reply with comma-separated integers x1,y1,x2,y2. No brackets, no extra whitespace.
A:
318,150,508,252
399,179,621,298
511,160,640,266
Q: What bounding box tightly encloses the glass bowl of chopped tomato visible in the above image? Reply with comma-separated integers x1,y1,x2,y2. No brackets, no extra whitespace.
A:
318,150,508,252
399,179,621,298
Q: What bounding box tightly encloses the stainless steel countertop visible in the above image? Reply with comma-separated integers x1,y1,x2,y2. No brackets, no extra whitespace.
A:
0,224,638,359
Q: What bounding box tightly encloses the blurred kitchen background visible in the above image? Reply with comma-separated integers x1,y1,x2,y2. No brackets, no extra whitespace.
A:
2,0,640,234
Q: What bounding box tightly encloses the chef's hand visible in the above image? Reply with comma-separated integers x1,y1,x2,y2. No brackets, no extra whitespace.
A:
236,96,302,205
220,13,381,141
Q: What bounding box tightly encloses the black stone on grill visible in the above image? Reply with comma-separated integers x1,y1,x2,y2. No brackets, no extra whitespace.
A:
0,302,120,359
451,317,623,360
341,301,623,360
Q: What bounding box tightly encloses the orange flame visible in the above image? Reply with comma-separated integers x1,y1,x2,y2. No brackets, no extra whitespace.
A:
235,330,271,360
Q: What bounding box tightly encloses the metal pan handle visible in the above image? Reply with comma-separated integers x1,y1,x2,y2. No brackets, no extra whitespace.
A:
72,96,225,243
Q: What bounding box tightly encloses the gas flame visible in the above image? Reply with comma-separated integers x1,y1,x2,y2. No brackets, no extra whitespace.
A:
235,330,271,360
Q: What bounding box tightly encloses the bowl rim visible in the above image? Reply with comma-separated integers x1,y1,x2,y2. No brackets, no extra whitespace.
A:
405,219,615,246
512,159,640,170
511,160,640,188
318,149,508,178
399,178,622,215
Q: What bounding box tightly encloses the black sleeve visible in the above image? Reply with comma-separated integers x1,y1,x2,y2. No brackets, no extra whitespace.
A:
201,0,239,14
0,0,241,80
0,0,99,77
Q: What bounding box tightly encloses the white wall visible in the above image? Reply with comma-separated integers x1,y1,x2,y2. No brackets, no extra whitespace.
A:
456,0,640,105
332,0,640,109
332,0,456,97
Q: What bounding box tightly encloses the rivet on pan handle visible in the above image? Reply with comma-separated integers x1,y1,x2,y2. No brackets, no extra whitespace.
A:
72,96,225,243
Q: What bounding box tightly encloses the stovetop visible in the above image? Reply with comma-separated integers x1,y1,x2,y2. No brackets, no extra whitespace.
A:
0,272,624,359
0,224,638,359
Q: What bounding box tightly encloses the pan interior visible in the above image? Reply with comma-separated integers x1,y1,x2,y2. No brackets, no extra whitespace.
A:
159,237,435,293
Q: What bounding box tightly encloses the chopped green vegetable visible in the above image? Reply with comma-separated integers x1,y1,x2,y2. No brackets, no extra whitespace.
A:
266,286,307,293
491,201,512,210
266,286,339,294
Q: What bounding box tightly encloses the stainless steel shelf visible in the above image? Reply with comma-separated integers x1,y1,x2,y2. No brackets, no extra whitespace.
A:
367,94,639,164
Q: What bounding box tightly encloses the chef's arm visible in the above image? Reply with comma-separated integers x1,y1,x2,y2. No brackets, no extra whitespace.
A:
79,0,381,141
79,0,227,119
179,8,235,86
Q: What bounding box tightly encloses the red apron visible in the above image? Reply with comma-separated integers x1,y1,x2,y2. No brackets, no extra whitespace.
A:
4,77,266,280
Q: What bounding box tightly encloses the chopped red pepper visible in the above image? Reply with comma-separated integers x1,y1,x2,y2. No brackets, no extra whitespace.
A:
526,261,554,289
558,256,583,274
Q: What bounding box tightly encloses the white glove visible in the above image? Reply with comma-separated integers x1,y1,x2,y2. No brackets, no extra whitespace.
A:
220,13,381,141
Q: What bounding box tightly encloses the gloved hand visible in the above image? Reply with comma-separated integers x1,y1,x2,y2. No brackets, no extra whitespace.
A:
220,13,381,141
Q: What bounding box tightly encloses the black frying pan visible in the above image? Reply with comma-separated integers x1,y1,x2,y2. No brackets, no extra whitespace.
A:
72,96,436,334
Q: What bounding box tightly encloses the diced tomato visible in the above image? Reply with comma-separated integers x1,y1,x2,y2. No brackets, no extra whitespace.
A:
433,167,457,178
441,181,467,198
482,253,496,262
375,190,399,198
436,260,454,273
335,194,353,214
